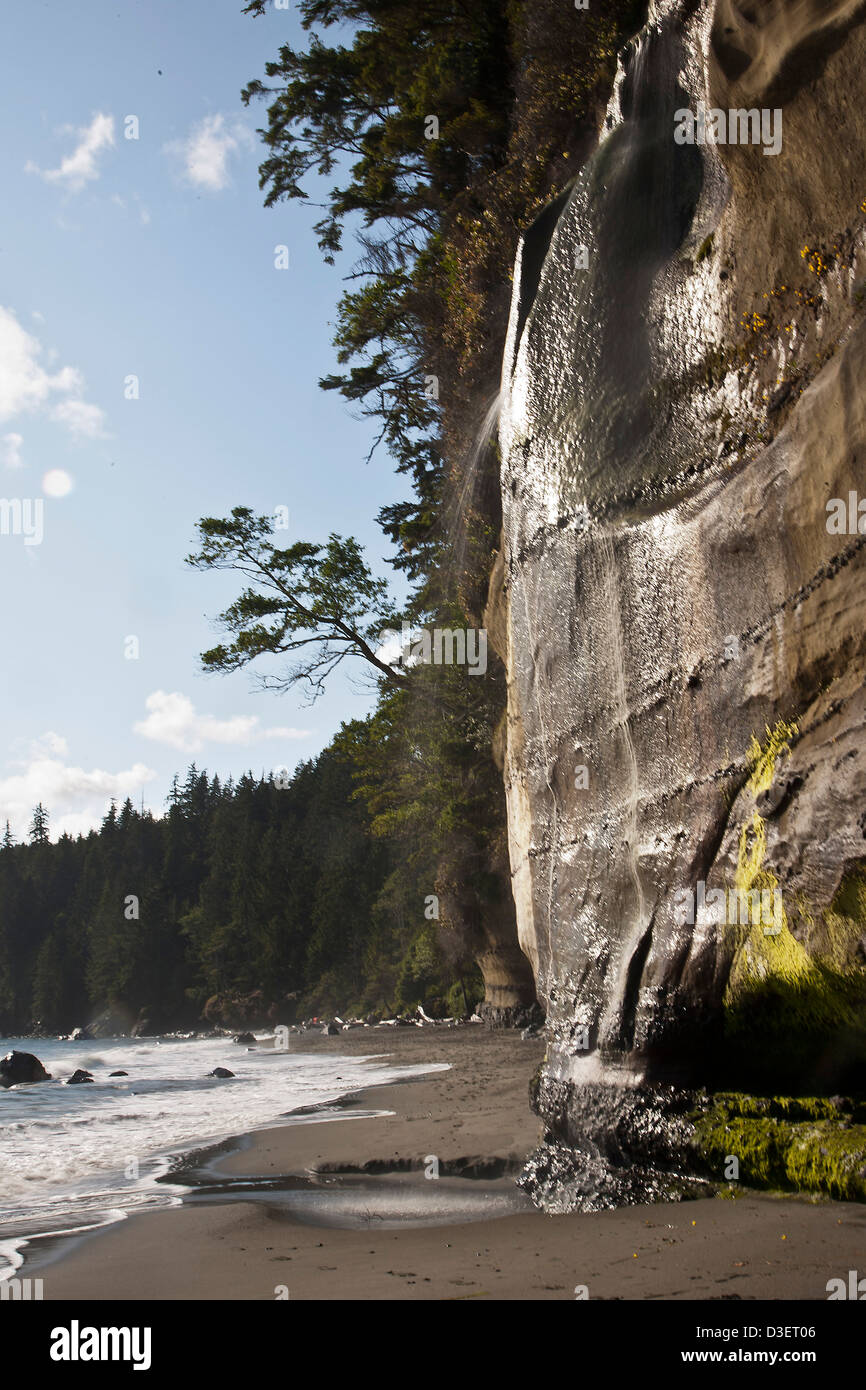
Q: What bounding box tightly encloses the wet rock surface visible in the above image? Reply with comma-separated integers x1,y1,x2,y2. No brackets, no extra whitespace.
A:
0,1050,52,1087
495,0,866,1202
519,1078,707,1212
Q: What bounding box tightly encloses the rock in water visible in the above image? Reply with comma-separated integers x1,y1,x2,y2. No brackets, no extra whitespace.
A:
0,1050,52,1087
208,1067,235,1078
66,1069,94,1085
69,1027,92,1041
109,1070,128,1077
233,1032,256,1045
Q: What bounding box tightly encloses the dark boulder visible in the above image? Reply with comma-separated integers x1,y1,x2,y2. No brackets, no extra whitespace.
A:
208,1067,235,1078
0,1050,52,1087
109,1070,128,1077
69,1027,92,1041
233,1032,256,1045
324,1023,340,1036
66,1069,94,1085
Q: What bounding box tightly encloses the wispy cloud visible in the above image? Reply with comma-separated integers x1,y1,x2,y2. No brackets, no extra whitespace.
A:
134,691,310,753
1,432,24,468
29,732,68,758
49,398,107,440
26,112,115,194
165,114,252,192
0,306,107,438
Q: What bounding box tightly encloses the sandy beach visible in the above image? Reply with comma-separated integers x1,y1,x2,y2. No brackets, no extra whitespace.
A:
24,1029,866,1301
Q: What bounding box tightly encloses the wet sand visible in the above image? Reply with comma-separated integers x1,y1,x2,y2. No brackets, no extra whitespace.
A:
23,1029,866,1300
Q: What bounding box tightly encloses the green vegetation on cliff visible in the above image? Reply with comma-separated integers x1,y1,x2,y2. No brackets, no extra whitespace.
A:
716,725,866,1094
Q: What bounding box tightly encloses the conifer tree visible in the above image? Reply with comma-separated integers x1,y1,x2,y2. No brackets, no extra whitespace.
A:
29,803,50,845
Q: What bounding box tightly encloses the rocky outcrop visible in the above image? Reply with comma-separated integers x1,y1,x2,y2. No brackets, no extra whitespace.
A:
202,989,298,1030
0,1051,52,1087
436,862,538,1017
497,0,866,1200
84,1007,136,1037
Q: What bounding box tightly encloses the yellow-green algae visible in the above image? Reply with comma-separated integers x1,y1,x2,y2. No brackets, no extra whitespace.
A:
715,722,866,1094
692,1093,866,1201
745,718,798,797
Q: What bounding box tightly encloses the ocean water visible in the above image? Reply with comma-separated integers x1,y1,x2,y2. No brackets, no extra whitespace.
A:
0,1035,446,1276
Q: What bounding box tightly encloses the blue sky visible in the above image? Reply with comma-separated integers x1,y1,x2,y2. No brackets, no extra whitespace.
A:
0,0,409,840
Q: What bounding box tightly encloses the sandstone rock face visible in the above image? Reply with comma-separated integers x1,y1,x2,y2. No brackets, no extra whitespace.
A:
498,0,866,1146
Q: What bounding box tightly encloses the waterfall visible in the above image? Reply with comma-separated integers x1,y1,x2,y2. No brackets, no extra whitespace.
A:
443,391,501,594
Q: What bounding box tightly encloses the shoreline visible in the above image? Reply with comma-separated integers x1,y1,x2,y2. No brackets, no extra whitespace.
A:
10,1029,538,1287
0,1032,454,1282
13,1029,866,1300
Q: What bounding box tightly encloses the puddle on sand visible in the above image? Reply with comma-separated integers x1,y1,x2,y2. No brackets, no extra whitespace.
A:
180,1172,534,1230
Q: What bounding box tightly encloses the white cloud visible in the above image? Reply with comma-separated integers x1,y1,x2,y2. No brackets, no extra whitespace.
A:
49,398,107,439
30,732,68,758
26,112,115,193
166,114,252,192
134,690,310,753
1,432,24,468
0,306,107,437
0,745,157,842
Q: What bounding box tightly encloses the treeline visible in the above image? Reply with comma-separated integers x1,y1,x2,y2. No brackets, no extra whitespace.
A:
0,755,482,1036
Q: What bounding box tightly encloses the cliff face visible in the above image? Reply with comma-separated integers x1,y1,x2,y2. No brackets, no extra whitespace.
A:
495,0,866,1193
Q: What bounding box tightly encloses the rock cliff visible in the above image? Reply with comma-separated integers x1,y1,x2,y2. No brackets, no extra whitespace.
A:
492,0,866,1200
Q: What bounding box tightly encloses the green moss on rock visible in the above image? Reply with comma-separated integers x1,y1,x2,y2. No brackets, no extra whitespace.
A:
713,733,866,1093
692,1094,866,1201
